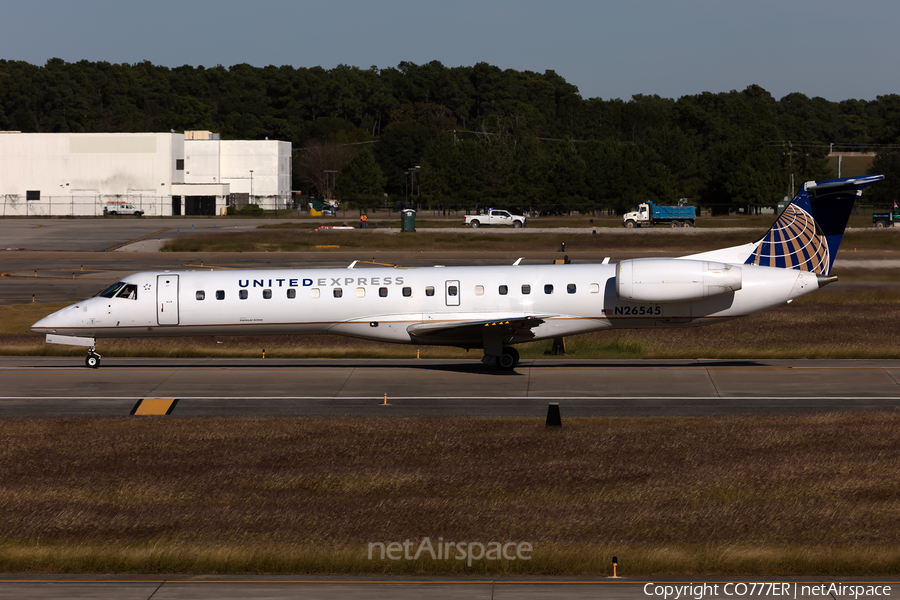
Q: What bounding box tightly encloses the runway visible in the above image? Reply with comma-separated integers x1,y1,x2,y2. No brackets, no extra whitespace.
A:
1,576,898,600
1,357,897,417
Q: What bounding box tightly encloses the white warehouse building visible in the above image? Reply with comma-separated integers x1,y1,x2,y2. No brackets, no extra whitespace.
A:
0,131,291,217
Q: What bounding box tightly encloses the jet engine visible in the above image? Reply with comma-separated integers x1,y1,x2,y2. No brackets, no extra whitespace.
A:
616,259,742,303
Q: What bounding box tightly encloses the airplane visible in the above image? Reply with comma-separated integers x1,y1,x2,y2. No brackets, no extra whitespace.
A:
32,175,883,370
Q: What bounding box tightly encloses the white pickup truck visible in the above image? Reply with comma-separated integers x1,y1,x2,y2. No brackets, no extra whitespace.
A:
463,209,525,228
104,201,143,216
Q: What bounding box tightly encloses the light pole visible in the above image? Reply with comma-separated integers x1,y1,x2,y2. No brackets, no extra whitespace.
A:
408,165,421,209
249,170,254,204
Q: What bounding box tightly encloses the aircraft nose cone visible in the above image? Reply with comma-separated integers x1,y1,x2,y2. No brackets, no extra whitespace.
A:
31,305,76,333
31,313,58,333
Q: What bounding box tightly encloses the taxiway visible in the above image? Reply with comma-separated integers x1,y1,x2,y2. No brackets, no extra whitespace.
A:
0,357,897,418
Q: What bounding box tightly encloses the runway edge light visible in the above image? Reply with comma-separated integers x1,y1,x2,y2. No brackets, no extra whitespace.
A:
611,555,619,578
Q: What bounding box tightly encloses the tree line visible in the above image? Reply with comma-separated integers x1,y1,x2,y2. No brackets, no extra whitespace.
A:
2,58,898,211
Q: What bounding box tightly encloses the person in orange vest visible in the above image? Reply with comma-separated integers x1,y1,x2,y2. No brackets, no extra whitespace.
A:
360,213,368,229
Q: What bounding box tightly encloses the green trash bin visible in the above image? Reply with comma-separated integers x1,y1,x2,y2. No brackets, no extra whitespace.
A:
400,209,416,232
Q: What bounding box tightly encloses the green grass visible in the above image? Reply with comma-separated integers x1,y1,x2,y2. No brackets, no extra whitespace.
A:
1,414,899,575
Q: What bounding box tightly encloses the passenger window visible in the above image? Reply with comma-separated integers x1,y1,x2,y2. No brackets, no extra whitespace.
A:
522,284,531,295
590,283,600,294
310,288,320,299
425,286,435,296
474,285,484,296
499,285,508,295
448,285,458,296
356,287,366,298
567,284,576,294
334,288,343,298
402,287,412,297
196,291,205,301
216,290,225,300
544,284,554,294
287,289,296,299
263,289,272,299
379,287,388,297
239,290,248,300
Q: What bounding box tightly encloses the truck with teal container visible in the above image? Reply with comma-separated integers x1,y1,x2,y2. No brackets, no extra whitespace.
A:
623,201,696,228
872,201,899,228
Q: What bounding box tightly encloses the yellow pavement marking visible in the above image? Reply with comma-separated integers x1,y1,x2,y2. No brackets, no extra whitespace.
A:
130,398,178,415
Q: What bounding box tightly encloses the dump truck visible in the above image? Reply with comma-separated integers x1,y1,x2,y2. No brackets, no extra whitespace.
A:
623,201,695,228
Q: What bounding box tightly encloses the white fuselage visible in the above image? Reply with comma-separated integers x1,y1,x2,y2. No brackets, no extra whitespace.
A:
32,261,820,348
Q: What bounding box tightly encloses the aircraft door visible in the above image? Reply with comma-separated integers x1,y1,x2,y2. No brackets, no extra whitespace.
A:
157,275,180,325
445,280,460,306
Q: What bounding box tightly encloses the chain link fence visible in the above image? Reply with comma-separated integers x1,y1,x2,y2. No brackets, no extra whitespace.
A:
0,195,173,217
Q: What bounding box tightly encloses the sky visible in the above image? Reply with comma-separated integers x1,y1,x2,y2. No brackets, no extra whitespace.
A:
1,0,898,102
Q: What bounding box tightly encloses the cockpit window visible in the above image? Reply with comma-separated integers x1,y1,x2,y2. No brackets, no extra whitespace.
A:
116,284,138,300
97,282,127,298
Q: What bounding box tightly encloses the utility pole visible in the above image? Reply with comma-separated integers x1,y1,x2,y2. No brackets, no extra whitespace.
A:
788,141,794,198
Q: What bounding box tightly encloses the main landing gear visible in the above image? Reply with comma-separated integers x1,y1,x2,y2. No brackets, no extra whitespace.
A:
495,347,519,371
85,347,101,369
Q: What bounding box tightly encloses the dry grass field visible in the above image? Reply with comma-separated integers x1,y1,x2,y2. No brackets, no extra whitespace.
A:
1,414,898,575
159,226,900,254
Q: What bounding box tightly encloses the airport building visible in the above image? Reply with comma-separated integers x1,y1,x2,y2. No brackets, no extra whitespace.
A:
0,131,291,216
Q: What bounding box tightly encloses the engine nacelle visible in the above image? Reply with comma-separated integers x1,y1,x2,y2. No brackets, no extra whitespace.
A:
616,259,742,303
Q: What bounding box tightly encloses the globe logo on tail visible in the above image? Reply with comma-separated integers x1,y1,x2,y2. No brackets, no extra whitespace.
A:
747,203,829,274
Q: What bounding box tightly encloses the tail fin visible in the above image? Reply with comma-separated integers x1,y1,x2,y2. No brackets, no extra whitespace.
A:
745,175,883,275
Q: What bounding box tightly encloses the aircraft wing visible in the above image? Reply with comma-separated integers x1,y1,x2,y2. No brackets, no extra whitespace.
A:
407,315,553,346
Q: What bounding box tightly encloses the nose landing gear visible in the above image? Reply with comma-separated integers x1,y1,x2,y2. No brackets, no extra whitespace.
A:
85,347,101,369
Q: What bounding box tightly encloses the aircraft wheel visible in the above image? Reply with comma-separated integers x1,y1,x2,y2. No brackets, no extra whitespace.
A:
85,354,101,369
505,347,520,365
470,220,480,228
496,347,519,371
